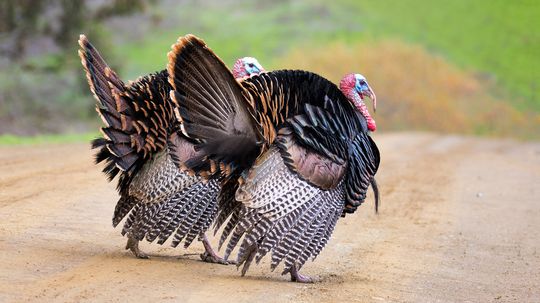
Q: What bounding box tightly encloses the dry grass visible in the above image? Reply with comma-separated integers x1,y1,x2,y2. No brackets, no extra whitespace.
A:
274,40,540,139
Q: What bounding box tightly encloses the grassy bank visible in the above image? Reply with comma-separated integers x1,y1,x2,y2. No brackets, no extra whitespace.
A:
1,0,538,140
278,40,540,139
115,0,538,112
0,133,99,145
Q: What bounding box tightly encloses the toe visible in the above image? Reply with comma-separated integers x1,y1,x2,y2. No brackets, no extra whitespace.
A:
200,252,232,265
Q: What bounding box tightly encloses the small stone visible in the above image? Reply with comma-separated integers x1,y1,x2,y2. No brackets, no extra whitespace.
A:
476,192,483,198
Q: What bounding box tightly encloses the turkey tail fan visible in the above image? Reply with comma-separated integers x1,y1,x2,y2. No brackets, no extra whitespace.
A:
167,34,264,177
79,34,137,179
78,34,124,119
79,34,174,181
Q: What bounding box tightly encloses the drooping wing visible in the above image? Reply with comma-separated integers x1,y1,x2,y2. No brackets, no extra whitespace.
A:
216,92,379,275
276,90,379,214
344,133,380,214
219,147,345,276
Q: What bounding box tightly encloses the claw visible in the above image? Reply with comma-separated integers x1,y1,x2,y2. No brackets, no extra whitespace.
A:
200,251,234,265
200,233,232,265
126,236,149,259
290,264,314,283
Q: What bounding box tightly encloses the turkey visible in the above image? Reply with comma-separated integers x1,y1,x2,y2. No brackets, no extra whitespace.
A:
232,56,265,79
77,34,264,263
167,35,380,282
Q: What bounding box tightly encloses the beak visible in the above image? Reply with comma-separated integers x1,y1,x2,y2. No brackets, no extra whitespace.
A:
363,85,377,113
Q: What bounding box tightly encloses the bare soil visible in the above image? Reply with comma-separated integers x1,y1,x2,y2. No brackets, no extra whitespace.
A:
0,132,539,302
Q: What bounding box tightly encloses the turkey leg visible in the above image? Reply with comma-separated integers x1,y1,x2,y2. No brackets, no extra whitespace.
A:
126,235,149,259
290,264,314,283
199,233,235,265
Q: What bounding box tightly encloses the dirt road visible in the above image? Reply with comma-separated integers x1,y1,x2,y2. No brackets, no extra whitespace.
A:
0,133,538,302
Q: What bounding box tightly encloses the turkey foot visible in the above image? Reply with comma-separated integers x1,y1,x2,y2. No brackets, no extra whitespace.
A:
126,236,149,259
290,264,314,283
199,234,234,265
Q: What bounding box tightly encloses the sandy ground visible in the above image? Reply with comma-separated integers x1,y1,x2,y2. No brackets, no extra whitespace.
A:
0,132,539,303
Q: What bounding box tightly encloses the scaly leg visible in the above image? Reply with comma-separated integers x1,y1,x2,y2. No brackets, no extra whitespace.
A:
199,233,234,265
125,235,149,259
290,264,314,283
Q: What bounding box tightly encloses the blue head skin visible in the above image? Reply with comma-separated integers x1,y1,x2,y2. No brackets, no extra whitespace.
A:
244,57,263,75
354,74,377,112
340,73,377,131
232,57,265,78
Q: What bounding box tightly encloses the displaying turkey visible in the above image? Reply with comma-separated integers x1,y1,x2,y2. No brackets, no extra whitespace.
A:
78,34,264,263
167,35,380,282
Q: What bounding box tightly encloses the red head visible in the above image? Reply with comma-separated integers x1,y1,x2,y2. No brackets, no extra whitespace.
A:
340,73,377,131
232,57,265,79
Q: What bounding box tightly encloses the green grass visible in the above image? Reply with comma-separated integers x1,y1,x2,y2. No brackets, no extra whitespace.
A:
3,0,538,141
0,132,99,146
279,41,540,139
114,0,539,112
345,0,540,111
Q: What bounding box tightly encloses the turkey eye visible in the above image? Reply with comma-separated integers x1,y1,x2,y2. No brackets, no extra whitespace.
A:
360,81,366,85
248,63,254,67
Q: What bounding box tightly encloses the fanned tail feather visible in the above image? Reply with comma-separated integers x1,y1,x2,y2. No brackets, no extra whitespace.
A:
79,35,138,172
167,34,263,177
79,34,174,182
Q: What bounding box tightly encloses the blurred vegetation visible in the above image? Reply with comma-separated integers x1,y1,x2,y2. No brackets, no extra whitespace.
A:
0,0,538,142
278,41,539,138
0,0,155,135
346,1,540,112
0,132,98,145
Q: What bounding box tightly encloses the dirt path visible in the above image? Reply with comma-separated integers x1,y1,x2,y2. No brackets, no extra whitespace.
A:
0,132,538,302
